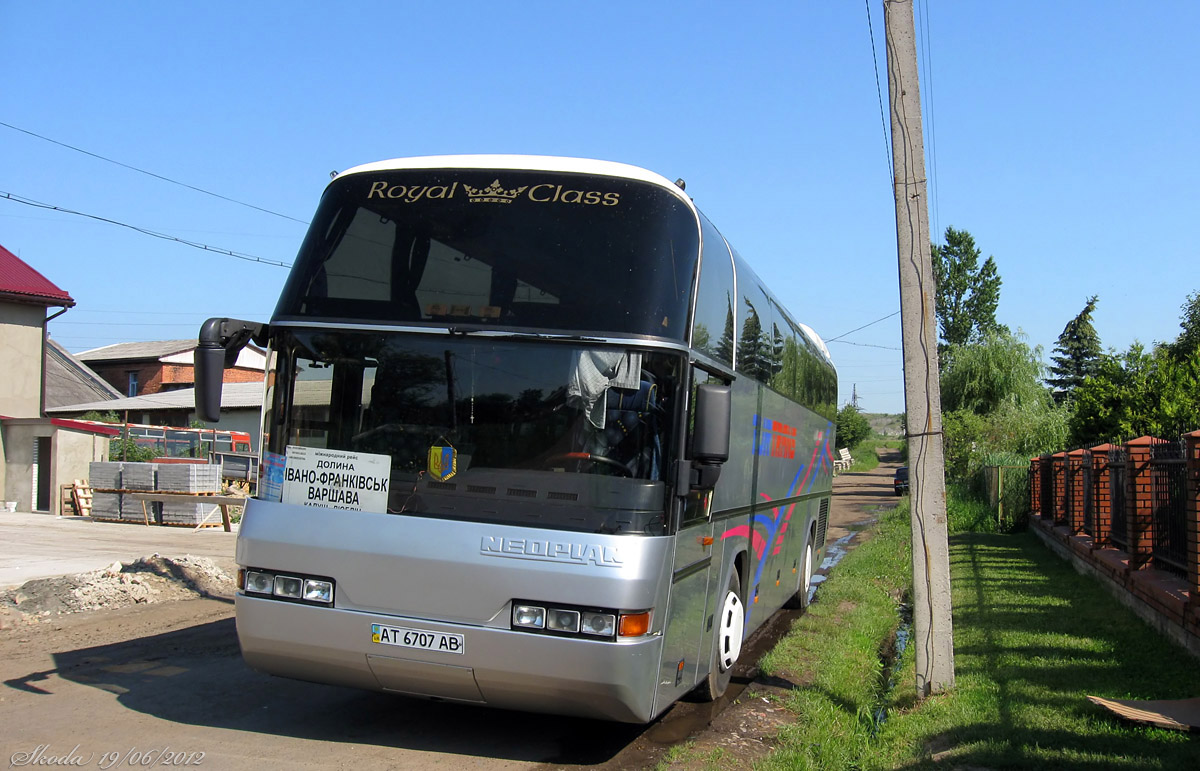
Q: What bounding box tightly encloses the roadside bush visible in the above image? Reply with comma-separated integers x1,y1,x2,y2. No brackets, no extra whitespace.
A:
835,404,872,450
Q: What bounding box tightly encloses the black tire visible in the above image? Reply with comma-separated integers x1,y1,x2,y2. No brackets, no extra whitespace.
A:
697,569,744,701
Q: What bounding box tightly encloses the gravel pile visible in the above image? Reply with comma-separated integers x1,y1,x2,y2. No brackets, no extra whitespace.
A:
0,555,235,624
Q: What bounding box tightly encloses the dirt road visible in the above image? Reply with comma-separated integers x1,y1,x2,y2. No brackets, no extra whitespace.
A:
0,457,902,770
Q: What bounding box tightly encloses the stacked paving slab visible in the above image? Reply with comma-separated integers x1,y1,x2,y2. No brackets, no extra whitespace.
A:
89,461,222,525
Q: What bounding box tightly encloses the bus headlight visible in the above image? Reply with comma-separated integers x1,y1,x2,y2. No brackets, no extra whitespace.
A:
274,575,303,599
245,571,274,594
546,609,580,633
241,568,335,606
580,612,616,637
510,600,638,641
303,579,334,603
513,605,546,629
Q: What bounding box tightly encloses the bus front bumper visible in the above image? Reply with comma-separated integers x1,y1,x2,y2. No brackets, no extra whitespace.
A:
235,593,666,723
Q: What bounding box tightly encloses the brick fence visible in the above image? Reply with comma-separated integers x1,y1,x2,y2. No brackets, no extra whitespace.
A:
1028,431,1200,658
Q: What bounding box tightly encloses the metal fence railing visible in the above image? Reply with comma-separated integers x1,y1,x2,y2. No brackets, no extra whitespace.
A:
1150,440,1187,576
1108,446,1129,549
1081,449,1094,536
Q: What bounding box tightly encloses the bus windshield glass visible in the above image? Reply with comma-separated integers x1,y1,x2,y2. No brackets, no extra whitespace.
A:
274,170,699,340
264,329,681,534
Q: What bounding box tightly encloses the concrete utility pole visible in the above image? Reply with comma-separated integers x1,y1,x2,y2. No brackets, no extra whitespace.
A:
884,0,955,696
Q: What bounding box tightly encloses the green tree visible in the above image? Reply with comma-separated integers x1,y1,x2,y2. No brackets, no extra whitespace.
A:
1046,295,1102,403
940,330,1046,415
80,410,121,423
1165,290,1200,361
932,227,1003,350
109,436,162,463
938,330,1068,481
1070,344,1200,444
835,403,872,450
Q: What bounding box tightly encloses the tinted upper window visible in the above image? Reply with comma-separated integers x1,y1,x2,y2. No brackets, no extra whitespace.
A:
275,170,700,340
692,214,735,367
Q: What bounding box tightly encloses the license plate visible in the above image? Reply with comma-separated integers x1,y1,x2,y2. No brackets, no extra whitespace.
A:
371,623,464,655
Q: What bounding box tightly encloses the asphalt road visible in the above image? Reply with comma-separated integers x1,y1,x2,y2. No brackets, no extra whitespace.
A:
0,458,902,770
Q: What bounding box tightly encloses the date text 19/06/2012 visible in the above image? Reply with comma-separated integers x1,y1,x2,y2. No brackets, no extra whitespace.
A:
9,745,203,769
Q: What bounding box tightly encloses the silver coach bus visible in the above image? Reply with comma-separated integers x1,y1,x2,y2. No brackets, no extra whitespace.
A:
195,155,838,723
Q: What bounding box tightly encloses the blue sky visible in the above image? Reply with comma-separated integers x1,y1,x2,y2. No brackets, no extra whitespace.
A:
3,1,1197,415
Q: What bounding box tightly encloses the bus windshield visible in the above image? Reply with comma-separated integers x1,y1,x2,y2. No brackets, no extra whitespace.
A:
273,170,699,340
264,328,682,534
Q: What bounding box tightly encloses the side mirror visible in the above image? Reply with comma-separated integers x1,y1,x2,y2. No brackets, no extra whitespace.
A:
194,342,226,423
195,317,268,423
693,384,731,463
690,383,731,489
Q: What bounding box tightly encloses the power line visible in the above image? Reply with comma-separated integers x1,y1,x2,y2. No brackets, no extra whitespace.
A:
0,191,292,269
64,309,262,316
826,310,900,342
865,0,893,179
829,340,901,350
53,321,222,327
0,120,310,225
916,0,940,242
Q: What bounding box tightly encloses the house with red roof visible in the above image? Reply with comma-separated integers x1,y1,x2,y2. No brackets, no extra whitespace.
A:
1,243,117,513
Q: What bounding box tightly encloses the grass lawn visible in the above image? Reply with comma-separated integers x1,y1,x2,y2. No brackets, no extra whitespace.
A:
847,440,905,472
757,503,1200,770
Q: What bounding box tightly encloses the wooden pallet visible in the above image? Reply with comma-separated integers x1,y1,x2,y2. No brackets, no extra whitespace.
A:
60,480,93,516
73,479,93,516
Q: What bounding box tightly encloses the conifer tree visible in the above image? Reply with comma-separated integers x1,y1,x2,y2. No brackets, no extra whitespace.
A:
1047,295,1102,404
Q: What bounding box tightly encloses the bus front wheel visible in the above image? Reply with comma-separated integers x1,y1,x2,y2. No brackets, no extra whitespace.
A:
699,569,744,701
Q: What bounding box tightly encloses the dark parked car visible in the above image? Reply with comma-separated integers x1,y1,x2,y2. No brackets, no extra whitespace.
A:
893,466,909,496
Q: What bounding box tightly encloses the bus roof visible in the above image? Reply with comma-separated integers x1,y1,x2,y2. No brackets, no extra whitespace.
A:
334,155,694,210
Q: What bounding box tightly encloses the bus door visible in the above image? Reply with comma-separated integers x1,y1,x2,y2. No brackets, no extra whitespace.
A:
656,367,727,706
658,487,715,706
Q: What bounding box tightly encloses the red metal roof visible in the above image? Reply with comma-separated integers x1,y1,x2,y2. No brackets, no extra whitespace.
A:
0,243,74,307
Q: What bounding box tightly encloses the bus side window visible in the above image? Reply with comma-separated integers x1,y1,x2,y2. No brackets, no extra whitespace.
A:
693,215,735,367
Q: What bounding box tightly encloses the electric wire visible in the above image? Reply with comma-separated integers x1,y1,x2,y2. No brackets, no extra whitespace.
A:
826,310,900,342
828,340,901,350
865,0,894,178
916,0,941,242
0,120,310,225
0,191,292,269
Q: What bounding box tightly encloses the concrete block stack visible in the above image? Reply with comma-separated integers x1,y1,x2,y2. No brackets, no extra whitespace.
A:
156,464,221,493
91,491,123,519
159,463,223,525
117,463,158,521
162,500,222,526
89,462,124,490
121,463,157,491
89,461,124,521
87,460,226,526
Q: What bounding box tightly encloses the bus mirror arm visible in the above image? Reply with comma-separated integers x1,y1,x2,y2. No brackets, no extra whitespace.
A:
195,317,270,423
684,383,732,491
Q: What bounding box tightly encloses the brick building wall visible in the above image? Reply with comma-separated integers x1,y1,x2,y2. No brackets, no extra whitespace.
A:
90,362,263,397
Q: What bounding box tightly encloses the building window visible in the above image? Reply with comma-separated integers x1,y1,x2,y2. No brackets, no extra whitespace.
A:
127,371,138,397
